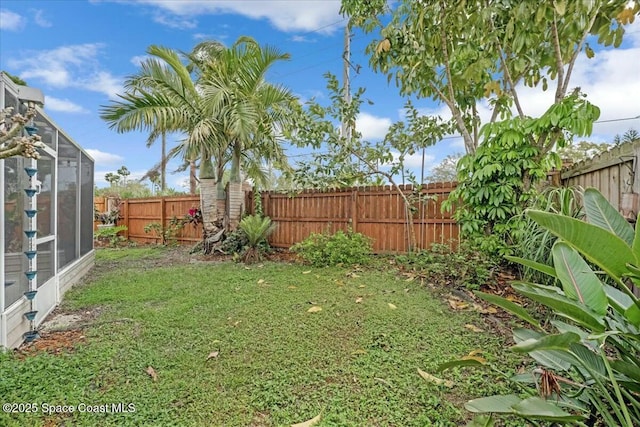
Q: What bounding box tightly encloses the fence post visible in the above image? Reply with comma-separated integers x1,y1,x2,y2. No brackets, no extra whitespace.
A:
160,197,166,236
351,188,358,232
123,200,129,240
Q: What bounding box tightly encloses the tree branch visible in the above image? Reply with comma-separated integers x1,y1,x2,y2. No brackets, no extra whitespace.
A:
551,16,565,103
438,0,476,153
562,10,598,96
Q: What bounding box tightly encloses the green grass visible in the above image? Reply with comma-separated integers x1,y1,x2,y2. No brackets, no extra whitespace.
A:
0,249,519,426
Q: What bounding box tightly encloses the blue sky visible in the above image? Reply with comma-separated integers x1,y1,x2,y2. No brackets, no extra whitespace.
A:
1,1,639,190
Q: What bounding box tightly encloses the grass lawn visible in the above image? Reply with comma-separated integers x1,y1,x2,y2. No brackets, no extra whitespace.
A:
0,248,519,426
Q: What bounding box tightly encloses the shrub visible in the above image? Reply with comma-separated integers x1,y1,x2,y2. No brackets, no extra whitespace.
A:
238,215,276,264
395,239,499,290
443,188,640,426
220,229,249,255
94,225,128,248
509,186,584,285
143,217,184,246
291,228,373,267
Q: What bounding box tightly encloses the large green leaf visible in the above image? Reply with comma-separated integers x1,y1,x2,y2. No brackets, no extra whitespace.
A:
552,242,608,315
512,331,580,353
474,291,541,329
465,395,522,414
633,212,640,259
625,304,640,327
569,343,607,378
513,328,574,371
513,282,605,332
512,397,586,422
527,210,635,280
603,284,634,314
505,255,556,278
584,188,634,246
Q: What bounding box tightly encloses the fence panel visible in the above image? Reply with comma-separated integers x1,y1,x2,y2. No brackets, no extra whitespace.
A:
247,182,459,253
95,195,201,244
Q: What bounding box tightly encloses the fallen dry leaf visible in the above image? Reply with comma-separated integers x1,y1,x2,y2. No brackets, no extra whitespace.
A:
473,303,498,314
307,306,322,313
358,285,366,288
145,366,158,382
291,413,321,427
417,368,453,388
288,286,297,289
257,279,265,284
465,324,484,333
302,270,312,275
355,297,363,304
388,303,397,310
233,321,242,327
206,351,219,360
448,299,469,310
351,349,367,355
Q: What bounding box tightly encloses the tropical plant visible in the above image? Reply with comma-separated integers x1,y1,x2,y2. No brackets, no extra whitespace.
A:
143,217,185,246
509,186,584,285
441,188,640,426
101,38,296,246
238,215,275,264
94,225,128,248
291,228,373,267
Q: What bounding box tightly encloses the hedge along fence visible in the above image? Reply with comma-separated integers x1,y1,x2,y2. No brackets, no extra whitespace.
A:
95,195,202,244
245,182,459,253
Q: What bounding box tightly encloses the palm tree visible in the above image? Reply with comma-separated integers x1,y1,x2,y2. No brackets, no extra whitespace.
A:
100,38,296,241
198,37,295,187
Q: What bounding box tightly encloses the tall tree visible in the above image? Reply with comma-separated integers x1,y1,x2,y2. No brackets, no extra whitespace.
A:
342,0,638,156
100,38,296,243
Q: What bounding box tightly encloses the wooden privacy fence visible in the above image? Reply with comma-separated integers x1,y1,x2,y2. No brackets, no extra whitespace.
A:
95,195,202,244
245,182,459,253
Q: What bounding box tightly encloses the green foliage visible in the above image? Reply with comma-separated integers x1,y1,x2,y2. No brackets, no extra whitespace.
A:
444,93,600,250
238,215,276,263
143,217,184,246
344,0,637,154
510,186,584,285
395,240,500,290
94,225,128,248
291,228,373,267
445,189,640,426
220,228,249,255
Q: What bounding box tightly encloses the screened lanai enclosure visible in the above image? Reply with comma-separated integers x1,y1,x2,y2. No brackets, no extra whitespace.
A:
1,73,94,349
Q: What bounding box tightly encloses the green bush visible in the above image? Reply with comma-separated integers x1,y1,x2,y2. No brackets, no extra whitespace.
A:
221,229,249,255
396,239,499,290
238,215,276,264
94,225,128,248
443,188,640,426
291,228,373,267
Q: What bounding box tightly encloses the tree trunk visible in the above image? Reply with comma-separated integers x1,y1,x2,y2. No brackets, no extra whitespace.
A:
189,160,197,195
230,141,242,183
161,132,167,191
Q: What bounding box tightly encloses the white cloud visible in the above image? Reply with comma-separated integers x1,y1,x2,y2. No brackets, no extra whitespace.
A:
45,96,89,114
291,35,316,43
0,9,25,30
356,112,392,141
172,174,190,191
130,54,151,66
8,43,123,98
86,149,124,166
391,151,435,168
113,0,343,33
32,9,52,27
152,13,197,29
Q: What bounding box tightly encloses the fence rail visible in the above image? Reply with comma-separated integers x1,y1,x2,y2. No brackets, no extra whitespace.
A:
246,182,459,253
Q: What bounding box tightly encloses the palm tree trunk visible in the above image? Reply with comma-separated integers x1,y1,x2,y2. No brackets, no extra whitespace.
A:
230,141,242,183
161,132,167,191
189,160,197,195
